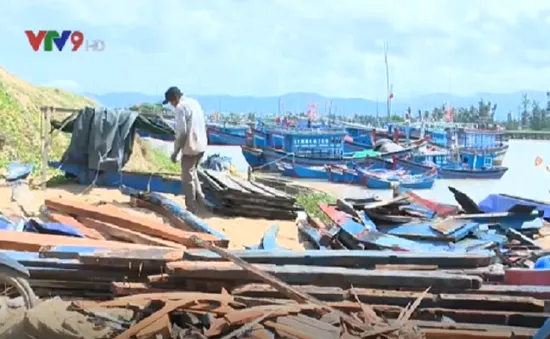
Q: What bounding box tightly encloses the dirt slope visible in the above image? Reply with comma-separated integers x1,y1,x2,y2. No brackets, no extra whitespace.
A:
0,67,96,168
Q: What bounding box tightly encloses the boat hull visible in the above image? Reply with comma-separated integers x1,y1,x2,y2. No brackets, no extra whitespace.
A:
207,130,246,146
438,166,508,179
364,174,435,190
394,158,508,179
344,141,369,153
261,148,348,171
241,146,266,168
278,164,329,179
49,162,182,195
326,167,362,184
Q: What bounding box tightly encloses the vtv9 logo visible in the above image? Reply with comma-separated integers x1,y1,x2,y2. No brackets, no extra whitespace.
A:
25,30,105,52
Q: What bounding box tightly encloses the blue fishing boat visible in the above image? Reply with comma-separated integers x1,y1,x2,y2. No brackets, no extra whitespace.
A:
276,163,329,179
395,150,508,179
325,166,362,184
242,127,348,171
345,140,429,163
459,128,508,165
206,123,249,146
426,127,509,166
355,156,394,170
241,145,266,168
359,168,436,190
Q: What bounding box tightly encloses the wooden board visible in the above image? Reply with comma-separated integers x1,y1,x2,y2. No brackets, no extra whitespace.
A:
165,261,483,290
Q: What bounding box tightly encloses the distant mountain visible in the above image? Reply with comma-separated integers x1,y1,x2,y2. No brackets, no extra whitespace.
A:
83,91,550,121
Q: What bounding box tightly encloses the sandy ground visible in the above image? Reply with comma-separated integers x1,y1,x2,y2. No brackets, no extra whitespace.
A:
0,180,303,250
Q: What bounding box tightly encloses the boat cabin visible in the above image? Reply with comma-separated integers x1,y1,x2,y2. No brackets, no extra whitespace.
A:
459,129,505,149
457,151,496,169
346,126,371,138
283,129,346,158
411,151,449,167
248,127,346,158
207,123,249,136
429,129,449,147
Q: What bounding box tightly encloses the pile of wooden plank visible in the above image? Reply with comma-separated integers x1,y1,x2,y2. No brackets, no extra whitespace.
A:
199,169,301,219
1,183,550,337
24,235,546,338
2,195,226,298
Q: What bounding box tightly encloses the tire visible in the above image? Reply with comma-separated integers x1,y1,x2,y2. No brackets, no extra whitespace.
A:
0,268,37,309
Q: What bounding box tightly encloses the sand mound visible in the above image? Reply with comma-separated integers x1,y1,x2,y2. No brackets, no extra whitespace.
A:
0,298,132,339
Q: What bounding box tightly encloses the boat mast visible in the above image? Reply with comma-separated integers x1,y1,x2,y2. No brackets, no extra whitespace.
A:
384,41,392,121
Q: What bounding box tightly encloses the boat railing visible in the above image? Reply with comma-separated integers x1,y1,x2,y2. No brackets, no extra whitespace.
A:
265,127,347,136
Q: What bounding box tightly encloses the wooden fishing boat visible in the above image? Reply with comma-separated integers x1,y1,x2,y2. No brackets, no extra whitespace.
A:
259,147,348,170
359,168,436,190
241,126,350,171
344,138,429,158
241,145,266,168
276,163,328,179
206,124,248,146
325,166,362,184
355,156,394,170
437,165,508,179
394,152,508,180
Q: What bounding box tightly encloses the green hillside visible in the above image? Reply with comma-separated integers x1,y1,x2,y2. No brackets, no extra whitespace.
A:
0,67,96,169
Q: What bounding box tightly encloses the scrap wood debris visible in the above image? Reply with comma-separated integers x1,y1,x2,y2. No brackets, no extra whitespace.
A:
0,182,549,338
73,290,427,339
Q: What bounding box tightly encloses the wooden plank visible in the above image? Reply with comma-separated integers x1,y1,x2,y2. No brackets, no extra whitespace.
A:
120,189,227,240
205,170,245,192
248,180,294,199
231,284,545,312
227,175,276,197
134,200,192,232
182,249,493,268
0,230,161,252
165,261,483,289
44,198,225,247
78,217,184,248
76,247,184,267
412,320,536,338
44,211,105,240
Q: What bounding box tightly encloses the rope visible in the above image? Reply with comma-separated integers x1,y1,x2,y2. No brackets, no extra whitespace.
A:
251,152,295,171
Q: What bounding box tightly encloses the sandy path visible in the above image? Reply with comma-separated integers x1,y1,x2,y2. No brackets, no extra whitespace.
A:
0,180,302,250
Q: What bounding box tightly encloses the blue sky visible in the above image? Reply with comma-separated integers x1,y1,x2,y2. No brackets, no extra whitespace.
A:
2,0,550,99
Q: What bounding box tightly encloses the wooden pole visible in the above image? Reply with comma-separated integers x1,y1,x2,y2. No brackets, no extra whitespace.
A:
41,107,52,189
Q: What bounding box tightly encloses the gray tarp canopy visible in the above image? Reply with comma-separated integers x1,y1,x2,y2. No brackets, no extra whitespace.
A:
60,107,139,172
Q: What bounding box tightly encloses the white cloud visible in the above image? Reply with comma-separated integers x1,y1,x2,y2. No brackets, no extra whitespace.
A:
43,79,80,91
2,0,550,98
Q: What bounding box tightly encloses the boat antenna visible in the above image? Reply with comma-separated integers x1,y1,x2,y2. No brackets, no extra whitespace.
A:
384,41,392,121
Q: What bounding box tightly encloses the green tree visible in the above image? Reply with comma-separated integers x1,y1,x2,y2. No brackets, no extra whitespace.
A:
521,94,531,128
531,100,544,130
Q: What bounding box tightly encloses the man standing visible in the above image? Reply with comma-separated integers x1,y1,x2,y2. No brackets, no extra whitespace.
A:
163,86,208,214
